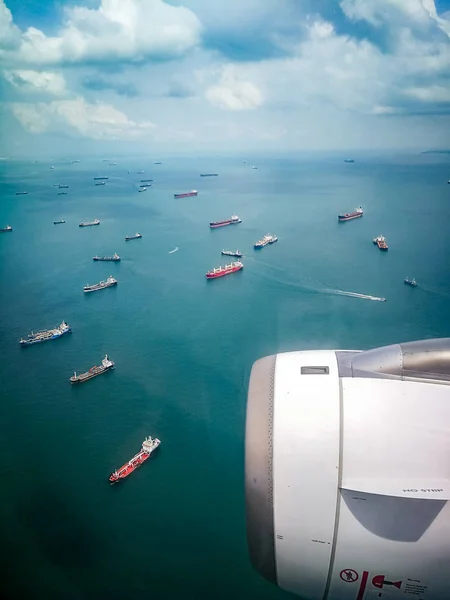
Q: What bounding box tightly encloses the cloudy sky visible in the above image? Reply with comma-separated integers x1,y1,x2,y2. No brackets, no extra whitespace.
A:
1,0,449,156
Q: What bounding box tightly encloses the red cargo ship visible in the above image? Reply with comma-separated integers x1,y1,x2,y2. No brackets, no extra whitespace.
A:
210,214,242,228
109,436,161,483
206,261,243,279
373,234,388,251
174,190,198,199
338,207,363,222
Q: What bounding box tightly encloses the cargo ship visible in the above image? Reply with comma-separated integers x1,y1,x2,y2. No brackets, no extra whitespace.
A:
109,436,161,483
338,207,363,222
210,215,241,228
95,181,106,186
58,185,69,189
20,321,71,347
373,235,388,251
404,277,417,287
222,249,243,258
206,261,243,279
93,253,120,262
200,173,218,177
79,219,100,227
70,354,114,384
16,191,28,195
94,177,108,180
174,190,198,199
84,275,117,293
1,225,12,232
125,232,142,241
138,186,148,192
154,162,162,165
53,220,65,225
141,179,153,183
254,234,278,249
58,192,67,195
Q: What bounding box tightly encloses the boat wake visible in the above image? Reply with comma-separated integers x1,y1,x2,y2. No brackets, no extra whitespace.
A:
249,257,386,301
323,289,386,302
169,247,179,254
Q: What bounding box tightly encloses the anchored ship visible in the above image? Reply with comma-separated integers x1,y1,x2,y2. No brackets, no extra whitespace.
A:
20,321,71,347
95,181,106,186
222,250,243,257
254,234,278,249
70,354,114,384
206,261,243,279
1,225,12,232
174,190,198,199
404,277,417,287
210,215,241,228
344,159,355,163
141,179,153,183
53,220,65,225
125,233,142,241
16,191,28,195
138,186,148,192
109,436,161,483
93,253,120,262
58,185,69,189
79,219,100,227
94,177,108,180
58,192,67,195
84,275,117,293
373,235,389,251
338,207,363,222
200,173,218,177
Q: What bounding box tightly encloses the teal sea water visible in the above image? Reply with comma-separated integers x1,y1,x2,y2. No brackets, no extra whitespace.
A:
1,153,450,600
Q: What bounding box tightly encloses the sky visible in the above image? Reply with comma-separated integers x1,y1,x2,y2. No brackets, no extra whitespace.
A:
0,0,449,156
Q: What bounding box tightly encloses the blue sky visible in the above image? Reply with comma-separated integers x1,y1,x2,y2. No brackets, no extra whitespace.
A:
0,0,449,156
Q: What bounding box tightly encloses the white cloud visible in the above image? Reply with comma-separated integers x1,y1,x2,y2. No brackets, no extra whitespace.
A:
10,97,155,140
0,0,201,67
205,65,263,111
3,70,66,95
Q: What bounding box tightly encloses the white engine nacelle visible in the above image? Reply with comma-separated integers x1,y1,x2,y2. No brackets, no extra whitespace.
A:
245,339,450,600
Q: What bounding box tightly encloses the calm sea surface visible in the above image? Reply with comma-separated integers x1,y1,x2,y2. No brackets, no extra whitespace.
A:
1,153,450,600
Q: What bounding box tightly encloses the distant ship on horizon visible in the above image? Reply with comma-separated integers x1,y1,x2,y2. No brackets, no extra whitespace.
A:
174,190,197,199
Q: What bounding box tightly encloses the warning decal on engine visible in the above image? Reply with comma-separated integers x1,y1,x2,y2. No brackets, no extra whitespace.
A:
362,575,428,599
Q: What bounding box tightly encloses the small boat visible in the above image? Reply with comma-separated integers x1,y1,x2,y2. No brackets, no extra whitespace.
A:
0,225,12,232
373,235,388,251
125,233,142,241
404,278,417,287
93,253,120,262
206,261,243,279
53,220,65,225
109,436,161,483
221,250,243,258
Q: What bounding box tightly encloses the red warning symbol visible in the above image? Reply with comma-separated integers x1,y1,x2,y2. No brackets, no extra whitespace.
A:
340,569,359,583
372,575,402,590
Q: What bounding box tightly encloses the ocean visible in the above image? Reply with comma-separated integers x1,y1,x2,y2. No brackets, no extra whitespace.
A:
1,152,449,600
